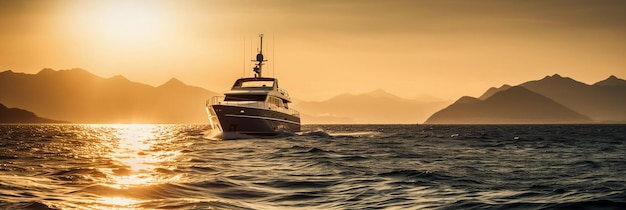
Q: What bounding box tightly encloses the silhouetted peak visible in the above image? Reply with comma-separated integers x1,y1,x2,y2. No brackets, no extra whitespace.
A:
109,75,129,81
594,75,626,86
38,67,86,73
534,73,585,85
455,96,480,104
37,68,56,75
478,84,512,100
499,85,526,92
36,68,97,78
541,74,567,80
0,70,30,78
541,73,563,79
0,103,66,123
490,85,511,91
158,77,186,88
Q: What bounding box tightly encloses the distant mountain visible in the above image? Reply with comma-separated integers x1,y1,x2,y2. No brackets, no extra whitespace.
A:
455,96,481,104
294,89,449,124
1,69,447,124
478,84,512,100
0,103,66,123
154,78,217,123
425,74,626,124
299,113,355,124
425,86,592,124
593,75,626,86
0,69,217,123
520,74,626,123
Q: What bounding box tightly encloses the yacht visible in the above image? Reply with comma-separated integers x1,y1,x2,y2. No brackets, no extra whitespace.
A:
206,34,301,136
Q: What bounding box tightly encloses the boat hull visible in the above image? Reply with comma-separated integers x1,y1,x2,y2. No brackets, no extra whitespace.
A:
211,104,300,136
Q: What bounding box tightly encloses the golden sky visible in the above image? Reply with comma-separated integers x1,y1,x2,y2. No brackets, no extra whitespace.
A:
2,0,625,101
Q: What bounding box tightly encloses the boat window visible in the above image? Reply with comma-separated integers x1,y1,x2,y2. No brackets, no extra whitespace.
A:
268,97,284,108
277,98,284,107
240,81,274,88
224,94,267,101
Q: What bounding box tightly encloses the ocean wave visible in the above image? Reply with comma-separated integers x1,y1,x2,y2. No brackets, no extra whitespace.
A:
260,180,338,189
49,167,107,182
445,199,626,210
299,129,383,138
378,169,455,182
0,201,58,210
79,182,195,201
1,124,625,209
299,130,333,138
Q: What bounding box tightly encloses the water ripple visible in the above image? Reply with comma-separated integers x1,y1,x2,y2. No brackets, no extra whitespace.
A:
0,124,625,209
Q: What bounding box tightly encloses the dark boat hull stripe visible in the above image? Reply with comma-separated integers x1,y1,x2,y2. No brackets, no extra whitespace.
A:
211,104,301,134
224,114,300,125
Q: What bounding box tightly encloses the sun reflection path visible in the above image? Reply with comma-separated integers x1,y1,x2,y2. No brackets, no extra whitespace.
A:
96,197,141,209
92,124,183,208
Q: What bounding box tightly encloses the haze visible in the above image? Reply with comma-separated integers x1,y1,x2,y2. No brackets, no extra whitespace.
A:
1,0,625,101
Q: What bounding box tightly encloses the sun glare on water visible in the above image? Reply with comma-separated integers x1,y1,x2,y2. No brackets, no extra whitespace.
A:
97,197,140,209
86,124,183,208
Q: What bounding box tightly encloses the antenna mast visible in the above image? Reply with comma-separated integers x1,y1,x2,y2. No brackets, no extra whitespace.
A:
242,35,246,78
272,34,275,77
253,34,267,78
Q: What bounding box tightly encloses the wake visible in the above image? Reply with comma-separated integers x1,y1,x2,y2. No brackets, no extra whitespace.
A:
204,128,382,140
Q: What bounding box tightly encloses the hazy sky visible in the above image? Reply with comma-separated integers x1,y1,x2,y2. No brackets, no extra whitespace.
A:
2,0,625,101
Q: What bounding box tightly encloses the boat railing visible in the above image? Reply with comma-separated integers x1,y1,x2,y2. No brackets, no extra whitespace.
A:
207,96,226,106
206,96,300,117
277,87,289,97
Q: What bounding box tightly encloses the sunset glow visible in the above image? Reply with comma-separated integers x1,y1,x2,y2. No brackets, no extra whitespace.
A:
87,2,168,42
1,0,625,101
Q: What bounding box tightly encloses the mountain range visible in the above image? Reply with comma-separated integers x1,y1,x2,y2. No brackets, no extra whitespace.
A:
1,68,450,124
294,89,449,124
0,69,217,123
0,103,66,123
425,74,626,124
2,69,624,124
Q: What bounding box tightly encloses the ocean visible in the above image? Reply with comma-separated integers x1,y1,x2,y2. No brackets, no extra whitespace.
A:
0,124,624,209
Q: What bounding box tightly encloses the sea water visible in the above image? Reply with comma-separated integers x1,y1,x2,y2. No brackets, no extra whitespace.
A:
0,124,624,209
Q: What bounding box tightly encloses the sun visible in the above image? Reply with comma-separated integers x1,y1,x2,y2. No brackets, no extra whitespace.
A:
90,1,168,44
60,0,175,47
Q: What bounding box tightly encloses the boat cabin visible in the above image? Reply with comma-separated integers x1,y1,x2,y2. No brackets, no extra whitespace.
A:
223,77,292,109
231,78,276,89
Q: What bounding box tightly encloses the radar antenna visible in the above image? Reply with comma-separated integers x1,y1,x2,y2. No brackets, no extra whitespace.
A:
252,34,267,77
